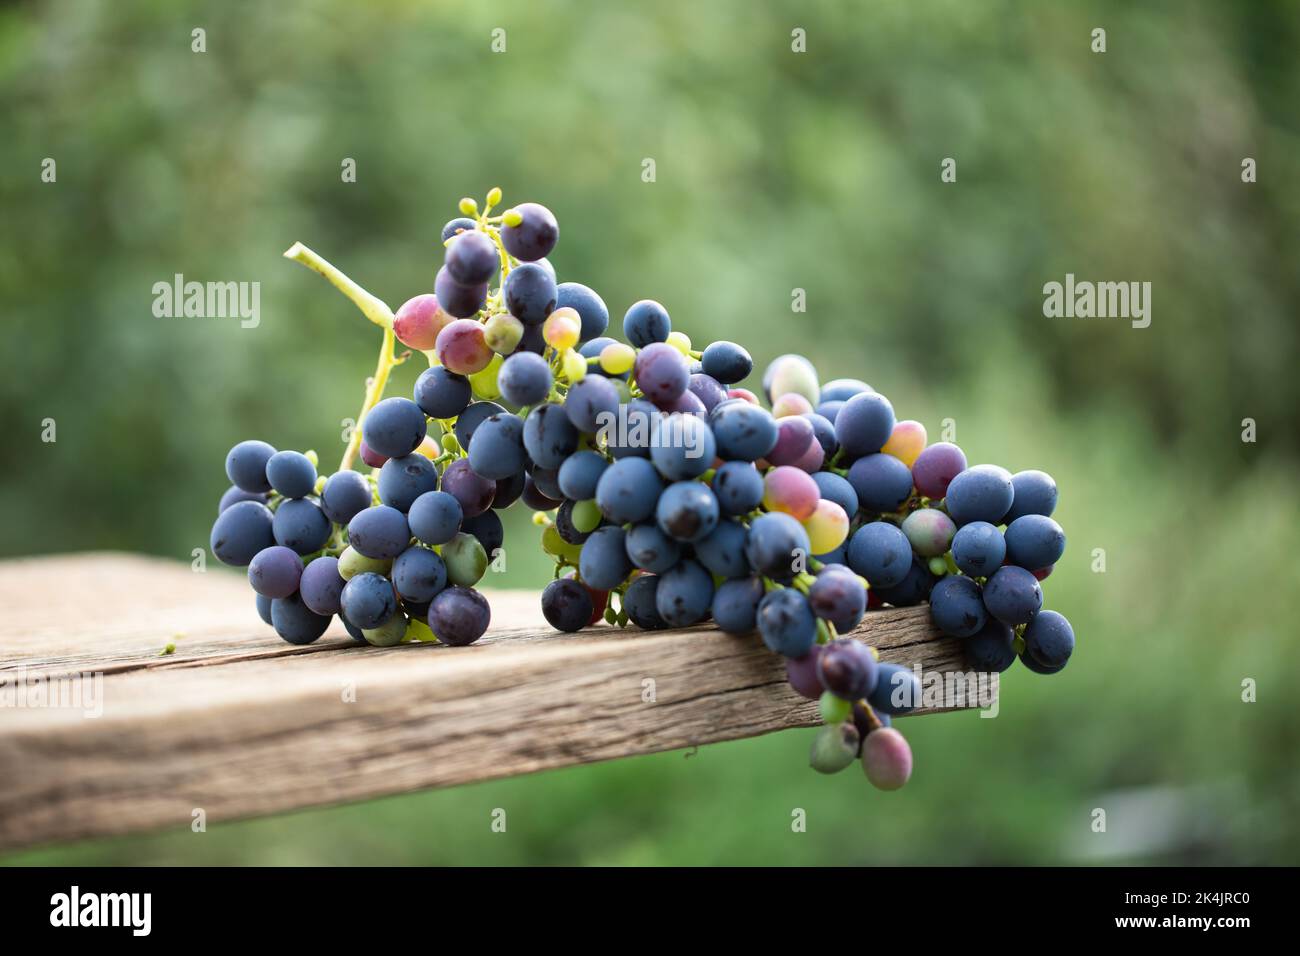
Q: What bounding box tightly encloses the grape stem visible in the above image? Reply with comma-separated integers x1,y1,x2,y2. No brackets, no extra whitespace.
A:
283,242,404,472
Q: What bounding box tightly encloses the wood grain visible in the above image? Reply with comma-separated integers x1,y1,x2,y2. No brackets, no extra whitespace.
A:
0,553,994,851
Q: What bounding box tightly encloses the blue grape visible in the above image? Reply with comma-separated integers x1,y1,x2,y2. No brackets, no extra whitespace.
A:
757,588,817,658
463,509,504,557
950,521,1006,578
467,414,527,480
846,521,912,588
982,565,1043,625
347,505,411,559
606,399,659,458
712,460,765,516
377,454,439,512
578,526,633,590
428,586,491,645
816,638,878,699
440,459,496,517
944,464,1014,526
929,574,987,638
819,378,872,403
1023,609,1074,670
211,500,275,566
504,262,557,325
340,612,367,643
623,299,671,346
491,471,526,510
687,373,727,413
1020,650,1066,674
625,523,682,573
248,545,303,599
255,592,273,626
815,400,845,423
516,321,546,355
522,403,579,469
557,450,608,501
299,555,345,615
965,618,1017,673
624,574,667,629
529,464,563,500
694,519,750,578
453,400,506,451
501,202,558,261
218,484,267,514
650,413,715,481
563,375,620,434
321,470,372,525
273,498,331,555
434,265,487,318
267,457,317,499
408,490,463,545
595,457,663,524
808,566,867,633
554,498,590,545
414,366,472,420
711,576,764,634
873,556,937,607
541,578,593,632
1004,469,1058,523
441,217,476,241
521,473,563,510
655,559,714,627
1004,514,1066,571
803,412,839,457
812,471,859,518
634,343,689,404
445,229,498,285
498,352,553,407
270,592,332,645
225,439,276,493
391,546,448,604
745,512,811,582
847,453,914,513
868,662,920,715
711,402,778,461
363,397,428,460
340,571,398,630
556,282,609,342
834,391,896,459
700,340,752,384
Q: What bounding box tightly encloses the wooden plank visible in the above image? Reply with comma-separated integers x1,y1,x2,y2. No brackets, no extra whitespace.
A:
0,554,992,851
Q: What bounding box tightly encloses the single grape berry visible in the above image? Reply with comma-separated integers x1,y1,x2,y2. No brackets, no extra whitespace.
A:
501,202,558,261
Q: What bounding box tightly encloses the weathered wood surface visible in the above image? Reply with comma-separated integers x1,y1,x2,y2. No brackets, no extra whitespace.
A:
0,553,991,851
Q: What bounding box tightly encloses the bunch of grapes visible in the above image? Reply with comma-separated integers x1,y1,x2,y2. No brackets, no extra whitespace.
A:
209,188,1074,792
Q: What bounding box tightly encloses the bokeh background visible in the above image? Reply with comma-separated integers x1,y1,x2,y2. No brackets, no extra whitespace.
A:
3,0,1298,864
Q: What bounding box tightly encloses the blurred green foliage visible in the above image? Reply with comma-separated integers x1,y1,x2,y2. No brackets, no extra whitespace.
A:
2,0,1298,864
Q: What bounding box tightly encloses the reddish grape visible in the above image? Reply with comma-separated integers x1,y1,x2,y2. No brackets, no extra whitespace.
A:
436,318,493,375
394,293,452,350
911,441,967,500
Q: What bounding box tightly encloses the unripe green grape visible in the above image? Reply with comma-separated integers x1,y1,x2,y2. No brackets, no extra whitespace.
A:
561,348,587,383
442,532,489,586
571,499,602,533
600,343,636,375
406,618,437,643
928,556,948,576
484,313,525,355
338,546,393,580
363,614,407,647
469,352,504,400
810,722,860,774
819,690,852,724
901,507,956,558
541,524,566,556
665,330,692,356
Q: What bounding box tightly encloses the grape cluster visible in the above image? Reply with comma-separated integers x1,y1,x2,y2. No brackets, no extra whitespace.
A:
211,188,1074,792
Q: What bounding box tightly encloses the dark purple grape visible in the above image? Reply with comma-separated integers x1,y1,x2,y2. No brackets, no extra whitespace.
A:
428,586,491,645
929,574,987,638
440,459,496,517
633,343,688,404
340,571,398,630
321,470,372,526
445,229,499,286
501,202,558,261
299,555,345,615
270,592,331,645
817,638,879,700
623,300,671,346
248,546,303,599
623,574,666,629
434,265,487,318
541,578,594,632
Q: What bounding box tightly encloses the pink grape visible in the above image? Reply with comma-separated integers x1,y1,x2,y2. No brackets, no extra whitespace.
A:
763,465,820,520
861,727,913,790
436,318,493,375
772,393,814,418
394,293,452,350
911,441,967,500
900,507,956,557
882,420,927,468
791,436,825,473
803,498,849,554
359,439,388,469
766,415,814,466
785,645,824,699
728,388,760,405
